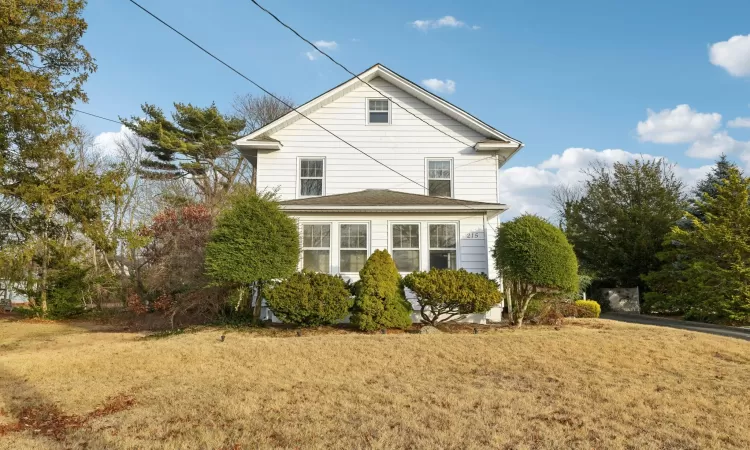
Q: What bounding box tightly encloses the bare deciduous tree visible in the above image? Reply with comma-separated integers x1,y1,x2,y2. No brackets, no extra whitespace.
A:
232,94,295,191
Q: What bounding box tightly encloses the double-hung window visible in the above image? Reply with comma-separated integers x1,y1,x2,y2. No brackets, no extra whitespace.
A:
302,224,330,273
367,99,390,124
429,224,457,270
299,158,324,197
392,224,420,272
340,224,368,273
427,160,452,197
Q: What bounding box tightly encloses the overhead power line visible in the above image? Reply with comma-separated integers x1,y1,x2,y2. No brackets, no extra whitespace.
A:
126,0,427,191
72,108,123,124
247,0,475,148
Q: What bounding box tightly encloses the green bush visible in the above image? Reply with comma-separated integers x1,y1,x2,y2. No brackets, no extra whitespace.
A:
350,250,412,331
403,269,501,325
494,214,578,326
265,271,353,326
574,300,601,318
205,191,300,321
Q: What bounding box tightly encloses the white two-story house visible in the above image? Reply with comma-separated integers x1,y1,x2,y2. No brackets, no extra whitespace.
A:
234,64,523,323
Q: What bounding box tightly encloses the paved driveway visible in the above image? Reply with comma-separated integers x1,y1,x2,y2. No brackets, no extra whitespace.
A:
602,313,750,341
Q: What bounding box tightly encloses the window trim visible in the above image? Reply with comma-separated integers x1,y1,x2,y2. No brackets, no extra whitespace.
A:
300,222,332,274
366,98,391,125
297,157,326,199
338,222,370,274
389,222,421,274
425,158,454,198
428,222,459,270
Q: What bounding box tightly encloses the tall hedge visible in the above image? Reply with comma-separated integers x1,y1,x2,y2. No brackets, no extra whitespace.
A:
350,250,412,331
494,214,578,326
205,191,299,320
265,271,353,326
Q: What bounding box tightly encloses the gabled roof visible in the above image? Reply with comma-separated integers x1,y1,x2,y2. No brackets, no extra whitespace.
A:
279,189,507,216
234,63,523,151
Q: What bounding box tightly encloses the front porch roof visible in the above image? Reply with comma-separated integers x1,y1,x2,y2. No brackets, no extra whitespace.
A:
279,189,507,216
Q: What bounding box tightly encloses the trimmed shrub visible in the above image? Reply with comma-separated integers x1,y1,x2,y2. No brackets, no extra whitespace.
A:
350,250,412,331
205,191,299,321
266,271,353,326
403,269,501,325
494,214,578,327
574,300,601,318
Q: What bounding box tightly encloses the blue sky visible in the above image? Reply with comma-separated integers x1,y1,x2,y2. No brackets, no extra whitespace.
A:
79,0,750,217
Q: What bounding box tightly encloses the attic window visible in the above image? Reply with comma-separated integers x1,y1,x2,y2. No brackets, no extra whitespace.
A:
367,99,390,124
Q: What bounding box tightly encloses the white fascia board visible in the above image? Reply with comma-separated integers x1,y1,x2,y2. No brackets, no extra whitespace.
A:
279,204,508,212
234,140,282,150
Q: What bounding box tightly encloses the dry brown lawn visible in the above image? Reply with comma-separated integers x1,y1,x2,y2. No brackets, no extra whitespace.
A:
1,316,749,449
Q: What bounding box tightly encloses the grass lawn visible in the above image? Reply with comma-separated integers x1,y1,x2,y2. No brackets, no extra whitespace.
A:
1,317,749,449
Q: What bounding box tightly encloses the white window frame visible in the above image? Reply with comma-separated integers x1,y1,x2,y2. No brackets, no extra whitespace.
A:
389,222,421,274
300,222,332,273
425,158,454,198
338,222,370,274
297,157,325,198
366,98,391,125
428,222,459,270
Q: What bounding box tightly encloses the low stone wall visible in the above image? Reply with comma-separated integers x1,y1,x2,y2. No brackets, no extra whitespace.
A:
599,288,640,313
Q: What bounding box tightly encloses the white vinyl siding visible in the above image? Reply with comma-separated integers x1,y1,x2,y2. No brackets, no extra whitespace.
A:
256,78,498,203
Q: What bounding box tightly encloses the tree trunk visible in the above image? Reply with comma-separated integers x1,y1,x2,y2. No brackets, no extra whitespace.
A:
252,281,264,322
515,292,536,328
40,221,49,317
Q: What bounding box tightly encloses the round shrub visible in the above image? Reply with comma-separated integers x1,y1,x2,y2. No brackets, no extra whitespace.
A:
265,271,353,326
403,269,501,325
350,250,412,331
494,214,579,326
574,300,601,318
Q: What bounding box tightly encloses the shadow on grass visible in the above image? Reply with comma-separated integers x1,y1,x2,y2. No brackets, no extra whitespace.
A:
0,365,136,443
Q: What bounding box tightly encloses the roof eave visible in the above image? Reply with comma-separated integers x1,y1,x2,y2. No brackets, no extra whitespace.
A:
279,204,508,212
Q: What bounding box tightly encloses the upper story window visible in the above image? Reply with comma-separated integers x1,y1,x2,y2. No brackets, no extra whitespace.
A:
367,98,390,124
299,158,324,197
427,159,453,197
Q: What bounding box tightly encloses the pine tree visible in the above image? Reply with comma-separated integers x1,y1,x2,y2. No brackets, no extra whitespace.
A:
122,103,247,206
644,167,750,324
687,155,740,222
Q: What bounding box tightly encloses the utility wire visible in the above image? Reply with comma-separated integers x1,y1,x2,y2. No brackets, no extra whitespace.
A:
246,0,502,231
72,108,123,124
248,0,475,148
126,0,427,190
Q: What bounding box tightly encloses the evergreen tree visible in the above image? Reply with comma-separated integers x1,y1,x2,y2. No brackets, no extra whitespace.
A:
563,160,684,290
644,167,750,324
687,155,742,222
122,103,247,206
350,250,412,331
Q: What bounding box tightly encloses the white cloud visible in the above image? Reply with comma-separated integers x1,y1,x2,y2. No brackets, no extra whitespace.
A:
422,78,456,94
498,147,710,220
687,131,750,159
410,16,478,31
313,40,338,50
93,125,135,156
304,40,338,61
637,104,722,144
709,34,750,77
728,117,750,128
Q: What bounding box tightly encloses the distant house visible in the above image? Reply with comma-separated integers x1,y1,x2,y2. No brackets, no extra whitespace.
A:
234,64,524,323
